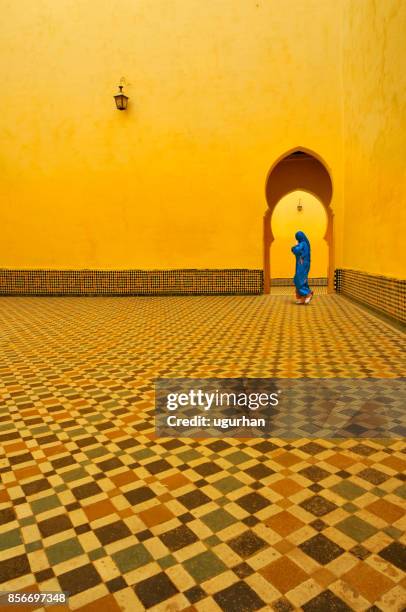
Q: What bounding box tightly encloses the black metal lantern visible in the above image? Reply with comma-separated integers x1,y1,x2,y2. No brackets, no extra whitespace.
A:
114,85,129,111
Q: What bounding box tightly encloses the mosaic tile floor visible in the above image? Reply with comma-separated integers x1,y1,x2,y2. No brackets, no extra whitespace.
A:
0,295,405,612
270,286,327,295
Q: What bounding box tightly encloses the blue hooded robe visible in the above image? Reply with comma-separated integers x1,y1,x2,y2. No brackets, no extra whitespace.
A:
291,231,312,297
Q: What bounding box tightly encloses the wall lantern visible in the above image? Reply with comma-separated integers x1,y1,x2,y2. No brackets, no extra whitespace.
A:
297,198,303,212
114,85,129,111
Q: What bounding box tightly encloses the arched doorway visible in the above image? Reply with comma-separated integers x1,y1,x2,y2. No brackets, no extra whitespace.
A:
263,148,334,293
271,191,328,282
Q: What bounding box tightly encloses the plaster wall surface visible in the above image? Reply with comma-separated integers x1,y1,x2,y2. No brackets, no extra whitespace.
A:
0,0,343,270
342,0,406,278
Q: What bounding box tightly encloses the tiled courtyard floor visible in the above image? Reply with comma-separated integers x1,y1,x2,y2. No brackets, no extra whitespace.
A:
0,295,405,611
270,286,327,295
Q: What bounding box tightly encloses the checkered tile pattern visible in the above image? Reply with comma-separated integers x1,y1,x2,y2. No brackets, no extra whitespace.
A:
271,278,327,287
271,286,327,295
335,269,405,325
0,269,263,296
0,294,405,611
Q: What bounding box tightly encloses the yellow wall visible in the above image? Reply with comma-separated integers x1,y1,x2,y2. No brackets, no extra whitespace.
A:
0,0,344,270
271,191,328,278
342,0,406,278
2,1,403,278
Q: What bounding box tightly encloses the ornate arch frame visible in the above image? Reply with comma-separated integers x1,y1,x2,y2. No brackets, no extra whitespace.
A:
263,147,334,294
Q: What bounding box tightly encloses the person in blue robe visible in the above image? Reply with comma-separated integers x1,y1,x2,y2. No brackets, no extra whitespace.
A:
291,231,313,304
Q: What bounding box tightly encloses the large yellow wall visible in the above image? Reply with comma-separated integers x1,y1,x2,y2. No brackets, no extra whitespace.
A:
0,0,344,270
342,0,406,278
